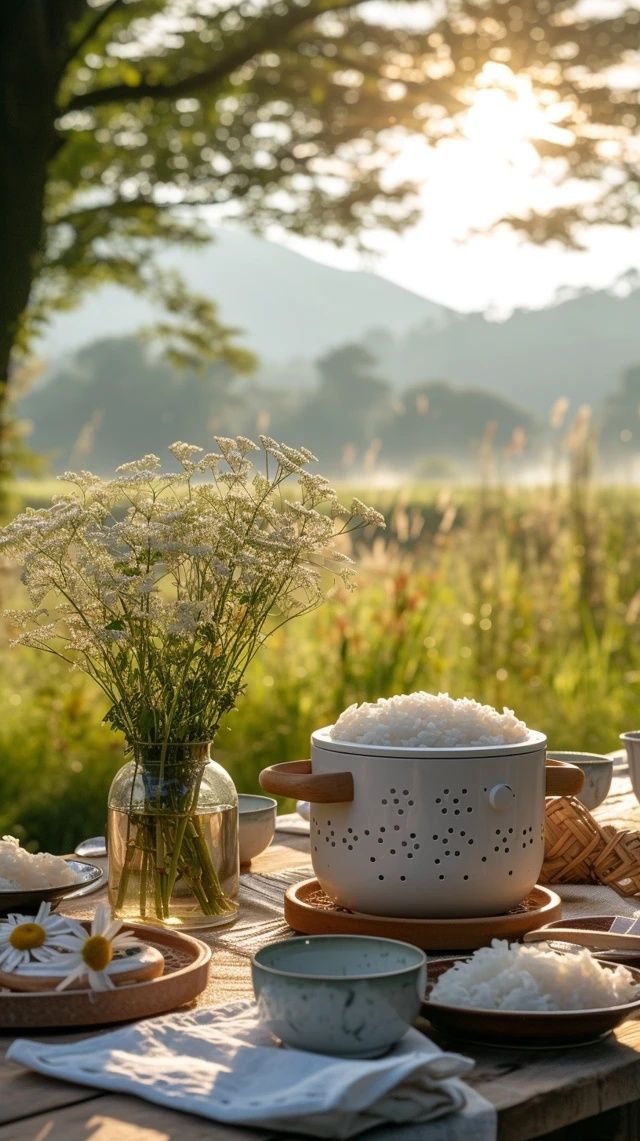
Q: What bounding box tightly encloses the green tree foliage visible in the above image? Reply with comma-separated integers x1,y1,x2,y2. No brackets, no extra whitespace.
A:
1,0,638,450
20,335,541,476
20,336,242,470
378,380,537,466
279,345,391,468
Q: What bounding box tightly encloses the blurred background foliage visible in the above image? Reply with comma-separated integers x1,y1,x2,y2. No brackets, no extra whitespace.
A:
4,447,640,853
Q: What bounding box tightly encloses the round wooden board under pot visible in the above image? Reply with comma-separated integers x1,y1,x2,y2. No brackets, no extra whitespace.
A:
284,878,562,951
0,924,211,1031
0,942,165,993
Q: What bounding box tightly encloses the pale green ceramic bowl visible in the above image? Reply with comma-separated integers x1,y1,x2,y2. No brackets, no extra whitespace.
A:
252,934,427,1057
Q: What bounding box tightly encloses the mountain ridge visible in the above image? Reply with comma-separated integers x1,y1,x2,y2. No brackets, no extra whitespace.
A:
33,227,640,415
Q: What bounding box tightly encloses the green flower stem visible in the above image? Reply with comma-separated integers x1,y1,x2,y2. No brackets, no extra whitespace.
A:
114,808,234,921
186,816,235,913
115,838,137,910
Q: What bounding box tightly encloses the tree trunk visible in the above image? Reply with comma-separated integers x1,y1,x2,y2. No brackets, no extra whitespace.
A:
0,1,81,505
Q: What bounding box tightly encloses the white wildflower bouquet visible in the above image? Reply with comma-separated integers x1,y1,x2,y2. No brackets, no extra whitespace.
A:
0,436,383,921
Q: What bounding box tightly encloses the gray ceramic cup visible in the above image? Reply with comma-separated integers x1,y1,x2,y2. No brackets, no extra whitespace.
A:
252,934,427,1057
621,734,640,806
547,751,613,810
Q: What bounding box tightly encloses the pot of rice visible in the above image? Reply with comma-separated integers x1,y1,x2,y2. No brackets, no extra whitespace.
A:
260,692,583,919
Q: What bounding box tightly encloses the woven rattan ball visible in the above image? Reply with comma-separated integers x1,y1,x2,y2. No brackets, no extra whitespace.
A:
542,796,640,898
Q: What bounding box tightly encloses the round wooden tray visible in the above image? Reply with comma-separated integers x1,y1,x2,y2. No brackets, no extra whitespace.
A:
0,924,211,1030
284,878,561,950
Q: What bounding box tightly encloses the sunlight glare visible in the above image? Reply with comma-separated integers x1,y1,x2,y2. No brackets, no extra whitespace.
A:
462,64,575,162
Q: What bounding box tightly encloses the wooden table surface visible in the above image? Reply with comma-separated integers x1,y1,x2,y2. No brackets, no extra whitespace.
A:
2,762,640,1141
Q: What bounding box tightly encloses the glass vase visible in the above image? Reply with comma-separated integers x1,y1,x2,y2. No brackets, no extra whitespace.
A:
107,742,239,929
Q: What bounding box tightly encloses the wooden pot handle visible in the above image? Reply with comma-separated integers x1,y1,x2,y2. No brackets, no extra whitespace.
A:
545,757,585,797
259,760,354,804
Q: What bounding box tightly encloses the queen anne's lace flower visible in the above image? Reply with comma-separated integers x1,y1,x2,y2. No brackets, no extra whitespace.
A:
0,437,382,744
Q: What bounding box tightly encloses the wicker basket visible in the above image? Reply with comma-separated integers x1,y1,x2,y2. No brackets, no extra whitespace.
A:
542,796,640,898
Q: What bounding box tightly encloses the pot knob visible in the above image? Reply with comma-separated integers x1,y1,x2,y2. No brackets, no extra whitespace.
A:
488,783,514,810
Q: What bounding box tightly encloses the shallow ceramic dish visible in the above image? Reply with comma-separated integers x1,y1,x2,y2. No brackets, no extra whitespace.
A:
0,859,103,916
252,933,426,1057
423,958,640,1047
239,794,277,866
547,751,613,810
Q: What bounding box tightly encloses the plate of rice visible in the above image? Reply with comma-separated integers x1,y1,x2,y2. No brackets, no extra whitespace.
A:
0,836,103,915
423,939,640,1046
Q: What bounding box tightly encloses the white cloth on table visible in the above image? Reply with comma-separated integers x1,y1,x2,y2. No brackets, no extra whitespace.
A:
8,998,496,1140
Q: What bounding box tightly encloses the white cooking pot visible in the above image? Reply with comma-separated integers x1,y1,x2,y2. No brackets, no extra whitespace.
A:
260,729,583,918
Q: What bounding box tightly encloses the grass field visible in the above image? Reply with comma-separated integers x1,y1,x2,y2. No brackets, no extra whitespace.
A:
2,472,640,853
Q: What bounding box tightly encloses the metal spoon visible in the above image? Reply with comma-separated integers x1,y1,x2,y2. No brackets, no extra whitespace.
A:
524,927,640,951
74,836,107,858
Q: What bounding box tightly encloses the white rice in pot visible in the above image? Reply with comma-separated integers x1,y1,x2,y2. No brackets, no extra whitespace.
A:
330,691,528,748
0,835,78,890
430,939,639,1011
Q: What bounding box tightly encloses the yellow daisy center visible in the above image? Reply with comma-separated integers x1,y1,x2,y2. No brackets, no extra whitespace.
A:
9,922,46,950
82,934,113,972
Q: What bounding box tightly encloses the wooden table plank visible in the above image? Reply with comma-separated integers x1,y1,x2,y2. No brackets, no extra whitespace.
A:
0,1094,269,1140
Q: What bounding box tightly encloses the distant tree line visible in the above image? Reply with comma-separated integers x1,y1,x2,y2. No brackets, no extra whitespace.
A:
18,336,640,480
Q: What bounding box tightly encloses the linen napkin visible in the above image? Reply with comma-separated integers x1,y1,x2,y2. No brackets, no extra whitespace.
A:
8,999,496,1140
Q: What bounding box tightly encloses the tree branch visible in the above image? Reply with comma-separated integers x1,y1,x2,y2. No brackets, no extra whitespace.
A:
61,0,124,75
63,0,367,112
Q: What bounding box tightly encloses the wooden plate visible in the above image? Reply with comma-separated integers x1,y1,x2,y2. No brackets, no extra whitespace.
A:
423,958,640,1047
284,879,561,950
0,924,210,1030
0,860,103,916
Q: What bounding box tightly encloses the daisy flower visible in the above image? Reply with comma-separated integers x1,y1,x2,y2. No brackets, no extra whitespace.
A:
0,903,73,972
51,904,140,991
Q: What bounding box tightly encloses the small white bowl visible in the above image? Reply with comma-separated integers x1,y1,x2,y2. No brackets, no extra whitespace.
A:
238,794,277,866
252,934,426,1057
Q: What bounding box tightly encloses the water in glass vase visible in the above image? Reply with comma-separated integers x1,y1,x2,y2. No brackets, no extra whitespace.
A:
108,804,239,929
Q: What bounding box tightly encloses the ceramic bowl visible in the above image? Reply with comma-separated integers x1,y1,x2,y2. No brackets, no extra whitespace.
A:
251,934,427,1057
238,794,277,866
621,733,640,806
547,751,613,810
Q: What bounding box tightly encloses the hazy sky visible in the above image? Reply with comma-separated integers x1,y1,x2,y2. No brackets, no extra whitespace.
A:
274,53,640,315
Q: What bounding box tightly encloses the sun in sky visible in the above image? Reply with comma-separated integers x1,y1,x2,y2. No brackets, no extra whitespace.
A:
273,59,640,315
461,63,575,163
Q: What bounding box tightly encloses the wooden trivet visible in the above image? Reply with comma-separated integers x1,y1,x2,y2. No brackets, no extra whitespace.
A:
284,878,561,951
543,796,640,897
0,923,210,1030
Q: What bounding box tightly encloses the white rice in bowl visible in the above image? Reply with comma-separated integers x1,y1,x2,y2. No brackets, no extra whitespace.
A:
430,939,639,1011
0,835,78,891
330,692,528,748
